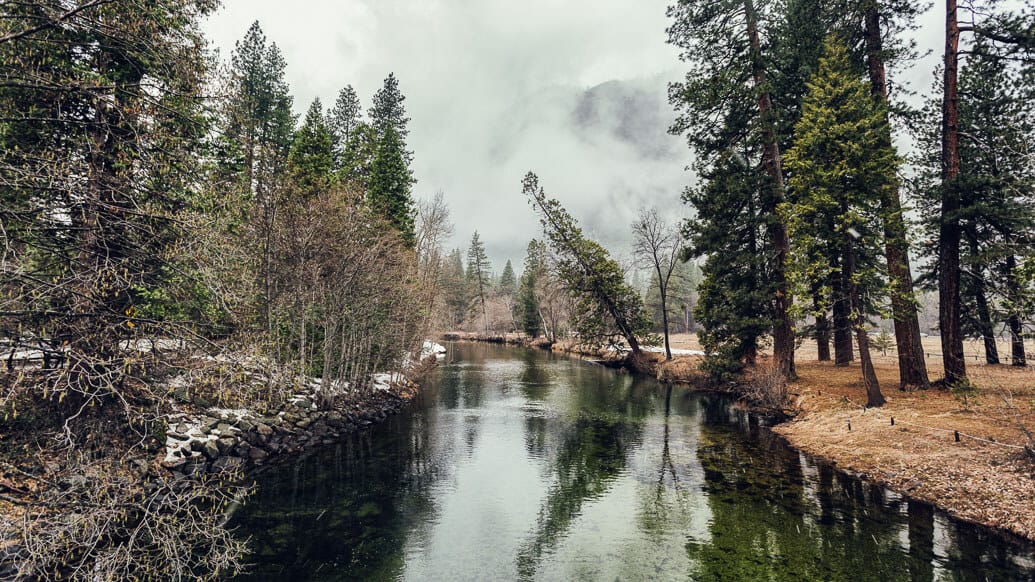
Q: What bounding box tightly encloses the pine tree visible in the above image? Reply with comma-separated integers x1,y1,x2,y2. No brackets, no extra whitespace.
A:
668,0,795,379
518,268,543,338
0,0,216,411
221,21,295,198
370,72,411,140
783,37,895,407
859,0,931,389
684,153,773,379
915,42,1035,367
339,121,379,190
368,125,416,246
467,232,492,333
288,99,335,197
523,173,650,353
218,21,296,331
499,260,518,295
329,84,362,168
442,249,470,329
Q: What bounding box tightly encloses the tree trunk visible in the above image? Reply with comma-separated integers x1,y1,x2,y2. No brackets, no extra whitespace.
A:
864,1,930,389
966,233,999,364
660,285,672,360
813,285,831,361
939,0,968,385
744,0,795,380
1005,255,1027,366
832,270,854,366
846,238,885,407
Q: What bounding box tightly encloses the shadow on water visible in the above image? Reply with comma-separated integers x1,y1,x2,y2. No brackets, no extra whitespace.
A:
231,342,1035,581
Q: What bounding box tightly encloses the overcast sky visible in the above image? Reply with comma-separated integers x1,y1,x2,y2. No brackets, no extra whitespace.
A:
202,1,953,272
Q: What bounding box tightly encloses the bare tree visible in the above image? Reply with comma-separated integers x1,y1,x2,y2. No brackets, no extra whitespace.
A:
633,208,684,360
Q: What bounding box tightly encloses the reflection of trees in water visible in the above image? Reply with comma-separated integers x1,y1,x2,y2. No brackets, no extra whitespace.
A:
518,348,552,401
515,414,645,580
232,407,443,581
633,385,691,538
687,413,1035,581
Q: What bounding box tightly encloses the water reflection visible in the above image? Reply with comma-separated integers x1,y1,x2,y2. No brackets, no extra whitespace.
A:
232,342,1035,581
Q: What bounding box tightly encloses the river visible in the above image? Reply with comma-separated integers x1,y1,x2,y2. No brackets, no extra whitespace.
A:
231,342,1035,581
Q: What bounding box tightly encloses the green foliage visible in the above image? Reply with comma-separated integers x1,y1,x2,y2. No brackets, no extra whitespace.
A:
441,249,470,329
329,84,363,167
339,121,379,190
370,73,411,141
466,232,492,325
0,0,217,359
782,37,896,325
220,21,296,196
871,328,894,356
911,37,1035,349
368,125,416,247
288,99,335,196
499,260,518,296
519,241,548,338
518,271,542,338
523,173,650,351
684,154,773,381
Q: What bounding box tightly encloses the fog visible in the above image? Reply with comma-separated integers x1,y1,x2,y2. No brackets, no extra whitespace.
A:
203,0,955,271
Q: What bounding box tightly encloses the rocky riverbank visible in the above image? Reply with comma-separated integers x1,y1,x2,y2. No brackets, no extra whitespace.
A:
160,344,446,479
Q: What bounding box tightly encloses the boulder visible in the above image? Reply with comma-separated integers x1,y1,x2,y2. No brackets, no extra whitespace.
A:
210,456,244,475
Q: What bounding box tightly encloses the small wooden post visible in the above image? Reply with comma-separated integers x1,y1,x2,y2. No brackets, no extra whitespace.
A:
954,430,960,442
848,419,852,431
890,417,895,426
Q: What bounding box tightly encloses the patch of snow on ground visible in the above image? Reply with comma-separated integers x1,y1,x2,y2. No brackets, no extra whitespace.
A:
371,372,405,392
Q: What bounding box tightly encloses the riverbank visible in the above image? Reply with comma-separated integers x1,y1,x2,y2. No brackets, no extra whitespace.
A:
0,343,445,577
442,331,1035,543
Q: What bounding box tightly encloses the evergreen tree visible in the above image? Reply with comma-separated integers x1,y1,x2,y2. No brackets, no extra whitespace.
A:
914,42,1035,367
370,72,411,141
442,249,470,329
859,0,931,389
668,0,795,379
467,232,492,332
368,125,416,246
523,173,650,352
783,38,894,407
0,0,218,441
219,21,296,331
221,21,295,198
288,99,335,197
329,84,362,168
499,260,518,295
518,269,543,337
685,153,773,379
339,121,379,190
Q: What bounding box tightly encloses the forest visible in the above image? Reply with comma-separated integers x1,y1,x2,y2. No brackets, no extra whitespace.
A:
1,0,1034,580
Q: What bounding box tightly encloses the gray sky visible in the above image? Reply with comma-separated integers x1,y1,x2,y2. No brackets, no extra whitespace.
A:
202,1,952,272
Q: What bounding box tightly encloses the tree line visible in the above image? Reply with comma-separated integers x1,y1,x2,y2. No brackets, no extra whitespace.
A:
666,0,1035,406
0,3,443,576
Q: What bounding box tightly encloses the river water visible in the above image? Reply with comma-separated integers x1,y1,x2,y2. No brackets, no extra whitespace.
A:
232,342,1035,581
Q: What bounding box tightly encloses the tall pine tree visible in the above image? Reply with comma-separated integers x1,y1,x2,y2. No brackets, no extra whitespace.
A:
368,125,416,246
784,38,896,407
288,99,335,197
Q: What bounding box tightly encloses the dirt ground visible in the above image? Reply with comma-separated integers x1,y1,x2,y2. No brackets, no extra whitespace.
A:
663,333,1035,541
